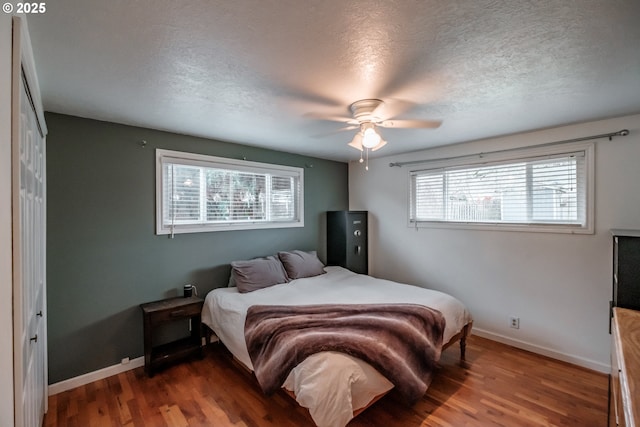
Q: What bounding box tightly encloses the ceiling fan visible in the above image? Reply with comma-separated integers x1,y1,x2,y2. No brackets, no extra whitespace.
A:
311,99,442,157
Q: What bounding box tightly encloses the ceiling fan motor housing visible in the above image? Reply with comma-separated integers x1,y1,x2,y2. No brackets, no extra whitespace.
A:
349,99,384,123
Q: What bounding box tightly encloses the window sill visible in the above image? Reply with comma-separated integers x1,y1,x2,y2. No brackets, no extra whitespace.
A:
408,220,593,235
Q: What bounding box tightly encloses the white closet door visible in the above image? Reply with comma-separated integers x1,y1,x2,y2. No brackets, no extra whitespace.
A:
12,17,48,427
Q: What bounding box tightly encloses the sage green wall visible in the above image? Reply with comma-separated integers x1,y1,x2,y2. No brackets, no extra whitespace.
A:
46,112,349,383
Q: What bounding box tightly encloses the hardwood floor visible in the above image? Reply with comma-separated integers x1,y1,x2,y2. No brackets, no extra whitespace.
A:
44,336,608,427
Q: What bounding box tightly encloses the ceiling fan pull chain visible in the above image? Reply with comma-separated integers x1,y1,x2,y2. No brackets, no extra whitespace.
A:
365,149,369,171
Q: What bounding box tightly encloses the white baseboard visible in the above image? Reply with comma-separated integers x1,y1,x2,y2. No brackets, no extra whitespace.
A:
47,336,219,396
48,356,144,396
472,328,609,373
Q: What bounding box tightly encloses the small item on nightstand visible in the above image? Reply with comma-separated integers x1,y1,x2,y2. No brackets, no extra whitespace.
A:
183,284,197,297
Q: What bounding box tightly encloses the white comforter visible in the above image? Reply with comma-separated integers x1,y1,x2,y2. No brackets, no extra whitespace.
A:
201,266,472,427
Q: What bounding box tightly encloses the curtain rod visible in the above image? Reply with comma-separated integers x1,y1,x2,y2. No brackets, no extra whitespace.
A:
388,129,630,168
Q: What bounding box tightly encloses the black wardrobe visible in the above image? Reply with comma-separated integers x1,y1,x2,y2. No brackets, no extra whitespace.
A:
327,211,368,274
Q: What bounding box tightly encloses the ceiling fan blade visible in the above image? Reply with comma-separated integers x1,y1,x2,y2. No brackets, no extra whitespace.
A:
312,125,359,138
304,112,355,123
347,133,363,151
378,119,442,129
371,139,387,152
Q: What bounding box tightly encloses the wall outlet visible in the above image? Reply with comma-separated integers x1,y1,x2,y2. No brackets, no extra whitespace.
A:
509,316,520,329
121,357,130,365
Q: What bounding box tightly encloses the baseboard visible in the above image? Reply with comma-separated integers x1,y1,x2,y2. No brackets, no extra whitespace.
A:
472,328,609,373
48,356,144,396
48,336,219,396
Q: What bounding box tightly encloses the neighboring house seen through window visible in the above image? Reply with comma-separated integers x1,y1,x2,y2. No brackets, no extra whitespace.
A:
156,149,304,234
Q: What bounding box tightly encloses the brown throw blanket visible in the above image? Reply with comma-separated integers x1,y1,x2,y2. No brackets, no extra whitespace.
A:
244,303,445,404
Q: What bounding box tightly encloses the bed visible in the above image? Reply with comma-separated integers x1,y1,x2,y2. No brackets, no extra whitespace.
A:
201,253,472,427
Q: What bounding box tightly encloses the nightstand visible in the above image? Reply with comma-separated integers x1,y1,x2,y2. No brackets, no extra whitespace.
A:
140,296,204,377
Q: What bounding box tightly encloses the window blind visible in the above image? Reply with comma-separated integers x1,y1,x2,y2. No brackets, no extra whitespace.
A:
156,150,303,234
410,151,587,227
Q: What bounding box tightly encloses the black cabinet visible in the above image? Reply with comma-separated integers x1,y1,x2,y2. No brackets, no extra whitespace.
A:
611,229,640,312
327,211,368,274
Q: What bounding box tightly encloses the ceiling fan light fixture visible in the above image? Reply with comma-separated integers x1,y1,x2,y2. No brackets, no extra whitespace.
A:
371,139,387,151
360,122,381,148
348,132,364,151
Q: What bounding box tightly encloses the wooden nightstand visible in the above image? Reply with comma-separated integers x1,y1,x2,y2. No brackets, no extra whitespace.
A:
140,296,204,377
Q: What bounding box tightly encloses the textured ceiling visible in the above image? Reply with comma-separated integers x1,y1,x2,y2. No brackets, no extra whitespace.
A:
27,0,640,162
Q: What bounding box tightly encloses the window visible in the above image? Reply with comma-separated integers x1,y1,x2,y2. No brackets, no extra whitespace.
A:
156,149,303,234
409,142,594,233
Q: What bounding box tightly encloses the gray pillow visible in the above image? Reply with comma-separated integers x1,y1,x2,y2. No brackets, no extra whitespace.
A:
278,250,326,280
230,256,289,293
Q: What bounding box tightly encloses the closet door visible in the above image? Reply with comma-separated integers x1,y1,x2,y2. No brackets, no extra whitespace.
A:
12,17,48,427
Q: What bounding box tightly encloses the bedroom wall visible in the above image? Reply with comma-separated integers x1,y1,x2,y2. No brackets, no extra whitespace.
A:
0,12,15,427
46,112,349,383
349,113,640,371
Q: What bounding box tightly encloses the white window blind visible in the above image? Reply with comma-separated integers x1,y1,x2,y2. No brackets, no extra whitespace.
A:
409,143,593,233
156,150,303,234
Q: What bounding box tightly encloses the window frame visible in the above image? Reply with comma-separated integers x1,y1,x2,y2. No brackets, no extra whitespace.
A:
407,141,595,234
156,149,304,235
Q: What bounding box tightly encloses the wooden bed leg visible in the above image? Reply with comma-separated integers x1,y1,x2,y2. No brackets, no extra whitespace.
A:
460,334,467,361
459,323,471,361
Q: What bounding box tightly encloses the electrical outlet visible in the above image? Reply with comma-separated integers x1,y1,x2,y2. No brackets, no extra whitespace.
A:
509,316,520,329
121,357,130,365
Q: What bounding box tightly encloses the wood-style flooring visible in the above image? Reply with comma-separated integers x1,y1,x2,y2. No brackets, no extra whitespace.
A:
44,335,608,427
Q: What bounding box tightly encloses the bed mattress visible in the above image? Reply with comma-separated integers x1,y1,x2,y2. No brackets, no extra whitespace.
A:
202,266,472,427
